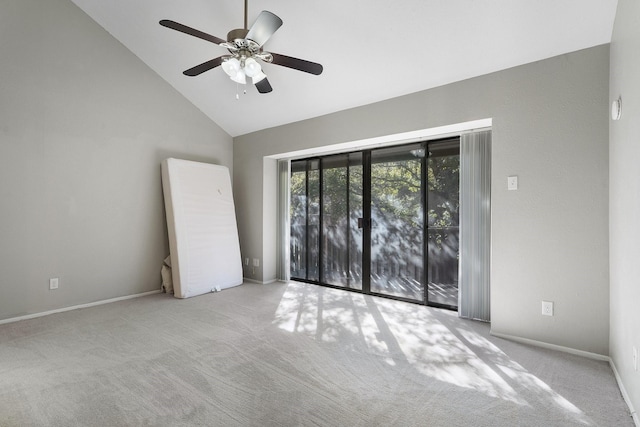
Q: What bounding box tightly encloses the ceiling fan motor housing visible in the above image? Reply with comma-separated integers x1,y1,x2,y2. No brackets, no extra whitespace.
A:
226,28,263,60
227,28,249,43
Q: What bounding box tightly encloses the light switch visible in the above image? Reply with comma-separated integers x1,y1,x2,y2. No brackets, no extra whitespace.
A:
508,176,518,191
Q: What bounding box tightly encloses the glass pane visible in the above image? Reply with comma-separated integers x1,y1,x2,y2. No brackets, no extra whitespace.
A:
370,144,424,301
290,162,307,279
321,154,363,289
427,142,460,307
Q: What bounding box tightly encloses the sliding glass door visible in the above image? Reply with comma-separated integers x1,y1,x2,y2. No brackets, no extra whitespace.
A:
426,141,460,307
370,144,425,301
290,160,319,281
290,138,459,310
321,153,363,289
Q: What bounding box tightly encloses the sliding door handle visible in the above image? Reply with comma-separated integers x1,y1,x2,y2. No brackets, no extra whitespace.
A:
358,218,371,229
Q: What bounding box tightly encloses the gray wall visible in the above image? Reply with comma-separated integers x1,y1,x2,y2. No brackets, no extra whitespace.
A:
609,0,640,415
0,0,232,320
234,45,610,355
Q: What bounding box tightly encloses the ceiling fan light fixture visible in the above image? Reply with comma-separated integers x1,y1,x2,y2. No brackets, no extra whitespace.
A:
244,58,262,78
222,57,241,78
230,68,246,84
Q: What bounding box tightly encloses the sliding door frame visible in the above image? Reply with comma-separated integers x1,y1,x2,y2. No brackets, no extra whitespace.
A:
290,137,459,311
362,150,372,295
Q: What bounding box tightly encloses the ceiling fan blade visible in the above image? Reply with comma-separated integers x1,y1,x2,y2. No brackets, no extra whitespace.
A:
159,20,226,45
246,11,283,47
183,57,225,76
255,78,273,94
270,53,323,75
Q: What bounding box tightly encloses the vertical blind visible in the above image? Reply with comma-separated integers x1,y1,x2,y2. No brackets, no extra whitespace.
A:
459,130,492,321
277,159,291,281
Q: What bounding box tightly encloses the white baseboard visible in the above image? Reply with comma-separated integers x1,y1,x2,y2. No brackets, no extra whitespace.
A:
0,289,162,326
490,331,639,424
489,331,609,361
243,277,278,285
610,359,640,426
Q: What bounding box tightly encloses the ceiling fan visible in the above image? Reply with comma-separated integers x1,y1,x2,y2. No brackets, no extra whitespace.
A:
160,0,323,94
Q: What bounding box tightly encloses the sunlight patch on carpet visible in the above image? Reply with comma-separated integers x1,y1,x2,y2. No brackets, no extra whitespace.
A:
272,282,594,425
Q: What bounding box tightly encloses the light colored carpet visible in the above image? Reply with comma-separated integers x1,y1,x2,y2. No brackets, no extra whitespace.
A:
0,281,633,426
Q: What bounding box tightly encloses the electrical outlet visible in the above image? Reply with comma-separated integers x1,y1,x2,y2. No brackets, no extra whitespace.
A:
49,278,59,290
633,346,638,371
541,301,553,316
252,258,259,267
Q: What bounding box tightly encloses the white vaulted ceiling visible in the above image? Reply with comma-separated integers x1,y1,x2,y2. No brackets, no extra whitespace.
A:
70,0,618,137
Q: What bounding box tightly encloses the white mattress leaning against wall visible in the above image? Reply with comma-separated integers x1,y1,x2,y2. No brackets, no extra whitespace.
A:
161,158,243,298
